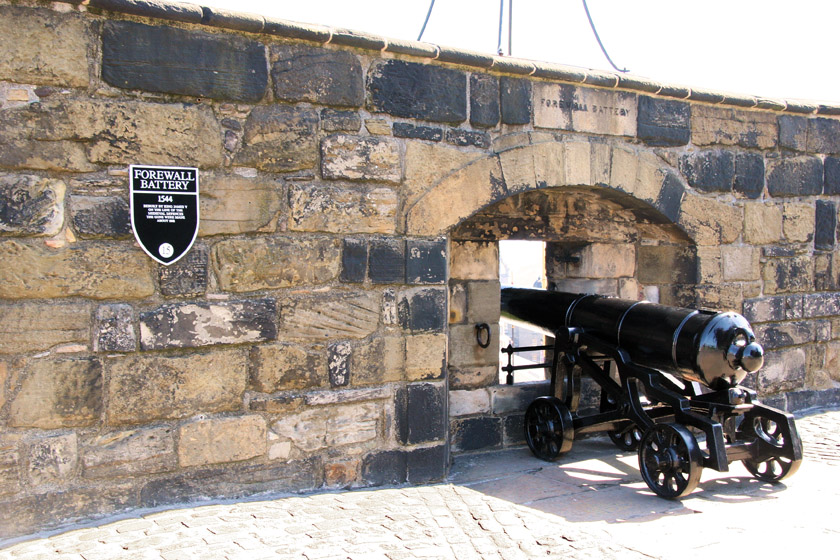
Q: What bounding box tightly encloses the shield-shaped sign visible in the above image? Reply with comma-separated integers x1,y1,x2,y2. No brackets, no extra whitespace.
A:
130,164,199,266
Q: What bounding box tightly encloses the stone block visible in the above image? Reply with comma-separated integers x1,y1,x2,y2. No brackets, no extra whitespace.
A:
637,96,690,146
449,389,491,417
280,291,380,341
398,287,447,333
270,44,363,107
367,59,467,123
321,109,361,133
677,192,741,245
691,104,776,149
0,175,65,236
552,278,618,296
0,6,90,87
69,195,131,239
403,141,483,212
450,417,502,452
637,244,696,284
179,416,267,467
250,394,304,414
743,295,787,323
369,238,406,284
396,382,447,445
815,200,836,250
320,135,401,184
8,356,101,429
767,157,823,197
448,365,500,389
450,241,499,280
235,105,319,172
825,157,840,195
0,138,95,173
361,450,406,486
449,282,467,324
328,341,352,387
27,433,77,487
448,323,499,368
103,21,267,102
406,238,447,284
807,117,840,154
324,460,358,488
213,236,340,292
467,280,501,323
0,240,154,300
779,115,808,151
722,246,760,281
82,427,175,478
0,302,89,354
733,153,765,199
679,150,734,193
365,118,391,135
744,203,783,244
289,184,397,234
0,439,20,498
140,299,277,351
500,77,532,125
106,349,247,425
405,333,446,381
470,74,500,128
446,128,490,148
567,243,635,279
199,173,285,236
406,445,447,484
393,123,443,141
341,238,368,283
802,292,840,318
93,303,135,353
533,83,636,136
762,257,813,294
351,336,402,385
304,386,390,406
249,343,326,393
782,202,815,243
754,321,814,349
695,283,743,311
492,382,550,415
758,347,806,394
327,402,381,448
158,244,208,297
503,414,526,446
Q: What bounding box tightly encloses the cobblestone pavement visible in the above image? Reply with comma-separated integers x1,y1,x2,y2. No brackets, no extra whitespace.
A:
2,408,839,559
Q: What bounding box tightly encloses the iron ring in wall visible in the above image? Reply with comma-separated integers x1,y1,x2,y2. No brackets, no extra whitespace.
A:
475,323,491,348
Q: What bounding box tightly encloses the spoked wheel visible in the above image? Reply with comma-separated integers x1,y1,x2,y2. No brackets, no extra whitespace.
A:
741,415,803,482
638,423,704,499
524,396,574,461
608,424,644,452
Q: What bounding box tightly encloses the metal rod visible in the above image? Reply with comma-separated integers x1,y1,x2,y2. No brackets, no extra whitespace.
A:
508,0,513,56
497,0,505,55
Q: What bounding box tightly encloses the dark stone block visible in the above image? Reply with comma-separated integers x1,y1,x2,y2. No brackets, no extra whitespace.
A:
271,44,363,108
102,21,268,102
393,122,443,142
808,117,840,154
321,109,361,133
779,115,808,151
235,104,319,172
470,74,500,128
407,445,448,484
398,287,447,333
503,414,525,446
815,200,836,250
500,77,531,125
786,388,840,413
94,303,136,353
0,176,65,236
158,244,208,297
762,246,798,258
397,383,447,445
754,321,813,349
451,417,502,452
655,172,685,222
733,153,765,199
406,238,447,284
367,59,467,124
369,238,405,284
637,96,690,147
361,450,406,486
139,477,200,508
679,150,734,193
742,295,787,323
328,342,351,387
446,129,490,149
767,157,823,197
340,238,368,283
637,244,696,285
803,292,840,318
825,157,840,195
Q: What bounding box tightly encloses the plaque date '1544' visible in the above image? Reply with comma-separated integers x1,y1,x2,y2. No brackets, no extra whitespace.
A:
130,164,199,265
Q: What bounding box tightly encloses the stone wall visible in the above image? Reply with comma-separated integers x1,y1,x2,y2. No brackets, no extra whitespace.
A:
1,0,840,537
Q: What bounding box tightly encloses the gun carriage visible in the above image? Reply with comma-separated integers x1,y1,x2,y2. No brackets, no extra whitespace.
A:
500,287,803,499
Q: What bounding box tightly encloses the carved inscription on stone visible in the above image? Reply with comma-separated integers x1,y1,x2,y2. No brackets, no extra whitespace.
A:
534,83,636,137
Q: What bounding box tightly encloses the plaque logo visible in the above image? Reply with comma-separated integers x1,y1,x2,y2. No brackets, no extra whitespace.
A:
130,165,199,266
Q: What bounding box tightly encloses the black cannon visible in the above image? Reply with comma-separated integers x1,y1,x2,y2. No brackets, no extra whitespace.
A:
501,287,803,499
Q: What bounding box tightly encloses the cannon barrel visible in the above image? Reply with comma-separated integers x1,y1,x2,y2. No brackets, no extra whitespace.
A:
500,288,764,389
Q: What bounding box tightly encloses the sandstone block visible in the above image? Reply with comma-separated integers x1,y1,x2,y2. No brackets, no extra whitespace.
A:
69,195,131,239
106,349,247,425
449,323,499,368
449,282,467,324
326,402,381,448
0,438,20,498
759,347,806,394
82,427,176,478
280,291,380,341
8,356,102,429
403,141,483,212
157,243,208,297
467,280,501,323
250,343,326,393
321,109,361,133
449,389,491,417
722,246,760,281
448,365,499,389
320,135,401,184
451,416,501,452
179,416,267,467
27,433,77,487
140,299,276,351
744,203,783,244
533,83,636,137
103,21,267,102
782,202,815,243
367,59,466,123
213,236,340,292
691,105,776,149
199,172,284,236
567,243,635,278
0,302,89,354
637,244,696,284
0,6,90,87
469,74,500,128
350,336,402,386
271,44,363,107
450,241,499,280
677,193,741,245
0,138,95,172
405,333,447,381
93,303,135,353
289,184,397,233
0,175,65,236
763,257,814,294
235,105,318,172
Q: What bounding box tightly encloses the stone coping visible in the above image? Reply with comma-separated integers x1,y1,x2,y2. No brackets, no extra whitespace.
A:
54,0,839,116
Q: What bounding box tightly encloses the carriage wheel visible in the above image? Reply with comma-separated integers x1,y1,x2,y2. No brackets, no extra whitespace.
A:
638,423,703,499
742,415,802,482
524,396,574,461
608,424,644,452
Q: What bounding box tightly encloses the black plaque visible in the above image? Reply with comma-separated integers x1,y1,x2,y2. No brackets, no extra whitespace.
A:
130,165,199,265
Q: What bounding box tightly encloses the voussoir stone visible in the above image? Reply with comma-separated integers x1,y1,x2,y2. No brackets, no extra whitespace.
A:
0,174,65,236
271,44,364,107
213,236,340,292
105,349,248,425
235,105,318,172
